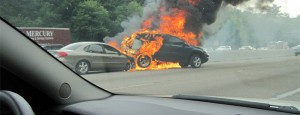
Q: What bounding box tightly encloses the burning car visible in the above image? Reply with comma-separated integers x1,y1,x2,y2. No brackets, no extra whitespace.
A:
108,0,219,70
121,32,209,68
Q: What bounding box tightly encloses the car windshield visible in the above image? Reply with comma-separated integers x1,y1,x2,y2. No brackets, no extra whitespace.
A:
1,0,299,105
42,44,63,50
61,43,84,50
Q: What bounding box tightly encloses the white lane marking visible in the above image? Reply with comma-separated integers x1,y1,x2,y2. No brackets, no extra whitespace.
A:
270,87,300,100
109,83,154,90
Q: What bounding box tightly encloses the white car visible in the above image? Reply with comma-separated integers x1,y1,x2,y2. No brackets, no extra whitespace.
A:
239,46,256,50
216,46,232,51
292,45,300,56
258,47,268,50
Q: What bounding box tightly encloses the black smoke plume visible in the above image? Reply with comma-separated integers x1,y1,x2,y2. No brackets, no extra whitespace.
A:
143,0,251,37
104,0,274,45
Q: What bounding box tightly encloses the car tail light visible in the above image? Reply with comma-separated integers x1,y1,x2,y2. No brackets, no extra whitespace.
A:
58,52,68,57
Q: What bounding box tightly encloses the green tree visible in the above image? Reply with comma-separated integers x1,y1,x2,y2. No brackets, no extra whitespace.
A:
37,0,82,27
0,0,144,42
0,0,41,26
103,0,143,36
72,0,109,41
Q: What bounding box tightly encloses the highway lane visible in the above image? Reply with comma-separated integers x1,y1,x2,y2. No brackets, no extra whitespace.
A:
83,56,300,102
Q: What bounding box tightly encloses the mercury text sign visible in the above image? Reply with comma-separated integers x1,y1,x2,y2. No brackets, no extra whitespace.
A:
18,27,71,45
25,30,54,40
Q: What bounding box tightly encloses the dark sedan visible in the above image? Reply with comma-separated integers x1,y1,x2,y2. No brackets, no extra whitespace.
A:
129,34,209,68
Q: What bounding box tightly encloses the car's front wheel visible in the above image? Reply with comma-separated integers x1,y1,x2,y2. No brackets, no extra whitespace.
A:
137,55,151,68
75,60,90,75
190,54,202,68
125,61,134,71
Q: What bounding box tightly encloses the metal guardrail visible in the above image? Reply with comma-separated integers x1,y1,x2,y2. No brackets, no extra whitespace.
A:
207,49,295,62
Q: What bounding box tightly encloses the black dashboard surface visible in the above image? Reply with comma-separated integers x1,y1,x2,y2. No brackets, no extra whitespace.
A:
61,95,296,115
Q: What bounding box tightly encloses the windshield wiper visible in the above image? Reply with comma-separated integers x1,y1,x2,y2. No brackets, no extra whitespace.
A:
172,95,300,114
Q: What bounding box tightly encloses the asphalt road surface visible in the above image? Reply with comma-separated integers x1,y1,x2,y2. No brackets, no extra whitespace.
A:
83,56,300,102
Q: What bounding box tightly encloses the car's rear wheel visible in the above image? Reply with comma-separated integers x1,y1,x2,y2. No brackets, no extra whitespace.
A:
179,62,188,68
75,60,90,75
137,55,151,68
190,54,202,68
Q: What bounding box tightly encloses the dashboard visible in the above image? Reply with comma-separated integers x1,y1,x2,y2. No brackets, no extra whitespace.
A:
61,95,297,115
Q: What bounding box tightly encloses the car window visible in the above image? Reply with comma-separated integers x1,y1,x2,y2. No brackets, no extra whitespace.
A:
83,46,89,52
103,45,119,54
132,39,142,50
169,36,184,43
44,45,63,50
87,44,104,53
53,46,63,50
164,36,184,43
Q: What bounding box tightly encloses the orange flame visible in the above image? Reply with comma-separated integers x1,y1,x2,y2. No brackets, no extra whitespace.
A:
108,41,119,49
141,8,199,46
130,61,181,71
137,36,163,56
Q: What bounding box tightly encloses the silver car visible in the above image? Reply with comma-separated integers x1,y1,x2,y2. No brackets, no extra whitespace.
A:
54,42,132,74
292,45,300,56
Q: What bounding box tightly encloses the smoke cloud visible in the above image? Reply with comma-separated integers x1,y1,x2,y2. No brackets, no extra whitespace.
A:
104,0,161,43
104,0,252,44
105,0,294,46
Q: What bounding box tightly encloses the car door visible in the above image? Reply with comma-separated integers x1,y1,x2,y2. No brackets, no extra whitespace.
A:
154,36,173,61
102,44,128,70
169,36,191,62
85,44,106,70
155,36,189,62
